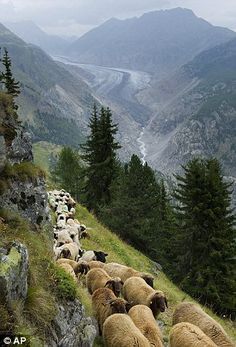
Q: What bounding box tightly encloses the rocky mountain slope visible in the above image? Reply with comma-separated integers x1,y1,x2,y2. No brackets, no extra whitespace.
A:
0,23,98,147
143,38,236,180
68,8,235,76
4,20,74,55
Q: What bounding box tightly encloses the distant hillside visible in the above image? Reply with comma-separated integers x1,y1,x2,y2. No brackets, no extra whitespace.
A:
0,23,98,147
68,8,235,76
4,21,73,55
144,38,236,186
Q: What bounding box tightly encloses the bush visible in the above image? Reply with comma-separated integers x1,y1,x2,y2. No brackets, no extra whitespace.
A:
49,264,77,301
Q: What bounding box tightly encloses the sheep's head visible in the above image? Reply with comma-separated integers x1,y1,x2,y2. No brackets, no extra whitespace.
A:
94,251,108,263
106,298,128,314
80,231,90,239
105,278,123,297
140,273,154,288
149,291,168,317
75,261,90,275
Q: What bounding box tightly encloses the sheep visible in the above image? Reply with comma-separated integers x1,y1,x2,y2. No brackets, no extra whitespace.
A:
65,225,81,246
173,302,235,347
170,322,217,347
54,229,73,246
53,240,64,260
79,250,108,263
102,313,150,347
128,305,164,347
86,268,123,297
103,262,154,287
123,277,168,318
58,242,80,261
88,260,105,269
92,288,129,335
56,258,90,275
57,262,77,281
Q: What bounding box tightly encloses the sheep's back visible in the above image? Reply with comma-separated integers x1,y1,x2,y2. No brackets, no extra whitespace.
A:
170,322,217,347
103,313,150,347
173,302,235,347
129,305,163,347
123,277,154,305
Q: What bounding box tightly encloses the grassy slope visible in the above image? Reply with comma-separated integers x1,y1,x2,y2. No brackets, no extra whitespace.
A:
75,204,236,346
33,141,62,173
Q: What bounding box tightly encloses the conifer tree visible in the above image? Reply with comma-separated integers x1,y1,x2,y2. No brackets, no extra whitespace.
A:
173,158,236,317
1,48,20,109
51,147,84,201
82,105,120,211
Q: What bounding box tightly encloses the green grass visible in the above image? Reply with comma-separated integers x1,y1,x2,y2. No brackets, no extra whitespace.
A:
33,141,62,174
74,204,236,346
0,209,57,344
0,161,45,195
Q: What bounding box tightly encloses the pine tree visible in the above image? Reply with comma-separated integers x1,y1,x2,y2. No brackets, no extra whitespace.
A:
51,147,84,201
101,155,164,254
82,106,120,212
173,158,236,317
1,48,20,109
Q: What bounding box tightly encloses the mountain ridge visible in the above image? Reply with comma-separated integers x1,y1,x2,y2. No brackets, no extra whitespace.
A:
67,8,236,75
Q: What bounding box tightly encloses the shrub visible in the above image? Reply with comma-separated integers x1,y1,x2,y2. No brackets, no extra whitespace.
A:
49,263,77,301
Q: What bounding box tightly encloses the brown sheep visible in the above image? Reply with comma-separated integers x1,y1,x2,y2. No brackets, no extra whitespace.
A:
104,262,154,287
57,263,77,281
123,276,168,318
129,305,164,347
86,268,123,297
173,302,235,347
92,288,129,335
56,259,90,275
170,322,217,347
103,313,150,347
58,242,79,260
88,260,105,269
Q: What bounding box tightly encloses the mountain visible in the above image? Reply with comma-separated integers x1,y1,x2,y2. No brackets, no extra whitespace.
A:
0,23,98,147
68,8,235,76
4,21,74,55
142,38,236,193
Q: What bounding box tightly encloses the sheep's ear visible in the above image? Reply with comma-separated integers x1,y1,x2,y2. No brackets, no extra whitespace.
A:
105,280,113,287
104,253,108,257
165,297,168,308
120,281,124,285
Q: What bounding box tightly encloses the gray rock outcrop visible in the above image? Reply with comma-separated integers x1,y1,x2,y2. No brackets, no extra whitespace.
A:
0,242,29,308
48,299,97,347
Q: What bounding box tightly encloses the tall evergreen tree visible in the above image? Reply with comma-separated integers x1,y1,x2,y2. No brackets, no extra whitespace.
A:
100,155,173,257
82,105,120,212
1,48,20,109
51,147,84,201
173,158,236,317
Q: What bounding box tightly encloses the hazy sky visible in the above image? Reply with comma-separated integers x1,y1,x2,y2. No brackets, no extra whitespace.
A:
0,0,236,37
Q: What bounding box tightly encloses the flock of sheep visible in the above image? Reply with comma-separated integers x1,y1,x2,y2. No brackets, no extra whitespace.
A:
48,189,235,347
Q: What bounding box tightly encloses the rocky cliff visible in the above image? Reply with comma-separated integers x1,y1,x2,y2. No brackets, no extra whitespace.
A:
0,92,96,346
0,92,48,226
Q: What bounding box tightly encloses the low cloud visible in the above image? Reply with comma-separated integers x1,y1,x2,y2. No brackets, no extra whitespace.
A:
0,0,235,37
